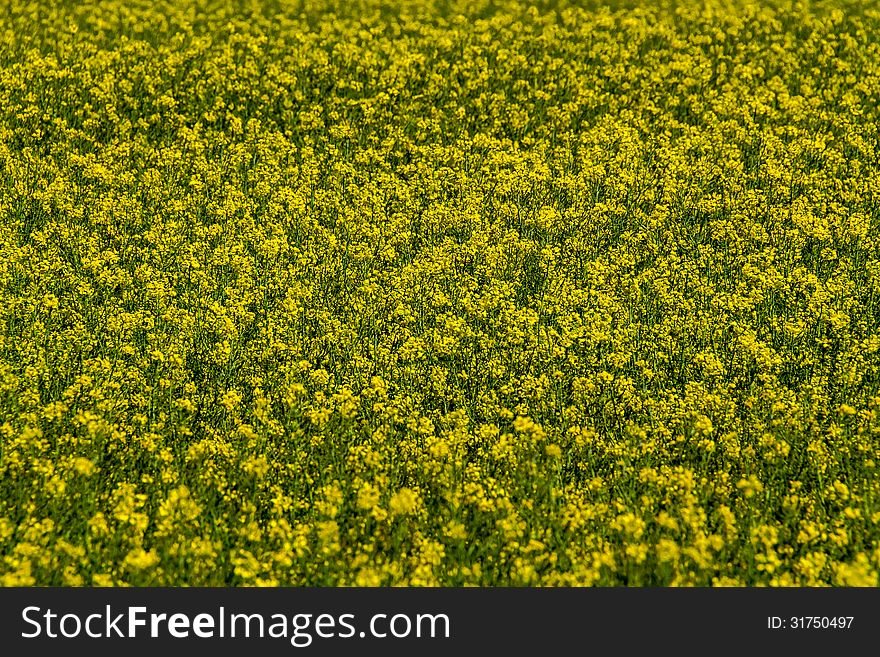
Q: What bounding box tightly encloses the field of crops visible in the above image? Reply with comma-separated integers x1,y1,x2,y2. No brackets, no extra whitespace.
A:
1,0,879,586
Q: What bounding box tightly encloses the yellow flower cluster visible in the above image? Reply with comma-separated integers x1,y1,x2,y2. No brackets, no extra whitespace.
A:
1,0,879,586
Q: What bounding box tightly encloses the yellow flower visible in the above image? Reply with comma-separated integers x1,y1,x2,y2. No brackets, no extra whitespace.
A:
388,488,420,516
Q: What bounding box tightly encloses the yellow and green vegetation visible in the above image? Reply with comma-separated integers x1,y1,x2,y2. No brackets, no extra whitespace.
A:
1,0,879,586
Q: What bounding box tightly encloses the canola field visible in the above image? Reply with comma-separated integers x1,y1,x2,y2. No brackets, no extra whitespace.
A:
1,0,879,586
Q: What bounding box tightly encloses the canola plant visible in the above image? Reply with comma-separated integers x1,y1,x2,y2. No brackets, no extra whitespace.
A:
0,0,879,585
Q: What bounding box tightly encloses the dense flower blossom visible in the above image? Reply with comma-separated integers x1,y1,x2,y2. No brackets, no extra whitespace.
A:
0,0,878,586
